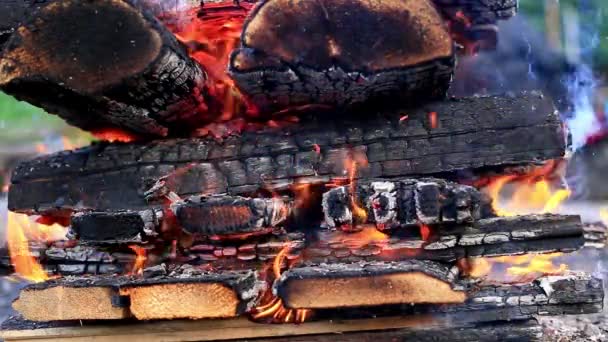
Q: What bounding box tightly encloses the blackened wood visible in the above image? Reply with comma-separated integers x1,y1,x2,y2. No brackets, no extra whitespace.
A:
9,92,565,216
229,0,454,113
322,178,494,229
0,0,209,137
70,209,163,244
583,222,607,249
305,214,584,263
173,195,291,235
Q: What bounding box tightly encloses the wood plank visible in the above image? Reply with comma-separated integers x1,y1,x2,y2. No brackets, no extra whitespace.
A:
0,315,541,342
9,92,565,216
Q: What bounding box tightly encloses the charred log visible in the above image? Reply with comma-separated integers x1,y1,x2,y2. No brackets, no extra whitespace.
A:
305,215,584,263
322,178,495,229
583,222,607,249
229,0,454,113
70,209,163,244
0,0,209,137
12,266,262,322
9,92,565,216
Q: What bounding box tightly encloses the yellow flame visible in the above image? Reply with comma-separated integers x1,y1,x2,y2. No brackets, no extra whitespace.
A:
6,212,67,283
467,253,568,282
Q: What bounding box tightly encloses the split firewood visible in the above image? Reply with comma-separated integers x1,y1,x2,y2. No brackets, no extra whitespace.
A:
277,263,603,317
304,215,584,264
0,0,209,137
275,260,465,309
70,209,164,244
229,0,454,113
12,265,263,322
322,178,494,229
9,92,565,216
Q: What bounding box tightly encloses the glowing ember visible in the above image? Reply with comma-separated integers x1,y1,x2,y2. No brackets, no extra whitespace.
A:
91,128,138,143
251,245,311,324
169,2,258,127
129,245,148,276
347,160,368,224
481,161,571,216
428,112,438,129
465,253,568,283
6,212,67,283
419,223,432,242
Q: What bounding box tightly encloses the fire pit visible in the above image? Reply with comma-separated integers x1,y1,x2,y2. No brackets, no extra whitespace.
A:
0,1,604,341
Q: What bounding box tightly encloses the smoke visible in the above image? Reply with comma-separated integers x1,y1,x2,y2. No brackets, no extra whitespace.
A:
564,64,599,150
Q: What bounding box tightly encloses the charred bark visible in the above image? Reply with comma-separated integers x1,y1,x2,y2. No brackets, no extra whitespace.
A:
229,0,455,113
322,178,495,229
304,215,584,263
0,0,209,137
12,265,262,322
9,92,565,216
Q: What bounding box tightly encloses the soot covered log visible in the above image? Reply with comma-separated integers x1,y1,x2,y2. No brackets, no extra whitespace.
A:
229,0,455,113
9,92,565,216
13,266,262,322
0,0,209,137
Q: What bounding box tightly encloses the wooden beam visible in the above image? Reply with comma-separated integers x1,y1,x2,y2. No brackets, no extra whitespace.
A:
9,92,565,216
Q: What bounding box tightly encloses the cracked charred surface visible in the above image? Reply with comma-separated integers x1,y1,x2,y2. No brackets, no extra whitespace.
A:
0,0,209,137
229,0,455,114
8,92,565,216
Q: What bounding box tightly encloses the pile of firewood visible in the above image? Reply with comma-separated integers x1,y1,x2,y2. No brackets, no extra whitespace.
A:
0,1,604,341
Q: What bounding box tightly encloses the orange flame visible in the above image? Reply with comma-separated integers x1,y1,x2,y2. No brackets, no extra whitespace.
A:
481,161,571,216
465,253,568,283
419,223,432,242
251,245,311,324
6,212,67,282
91,128,138,143
170,2,257,124
129,245,148,276
35,143,48,154
347,159,368,224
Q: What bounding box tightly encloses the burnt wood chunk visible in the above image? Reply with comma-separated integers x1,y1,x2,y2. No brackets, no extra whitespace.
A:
9,92,565,216
12,266,262,322
70,209,163,244
322,179,495,229
276,260,465,309
583,222,608,248
173,195,291,235
305,215,584,263
0,0,209,137
230,0,454,113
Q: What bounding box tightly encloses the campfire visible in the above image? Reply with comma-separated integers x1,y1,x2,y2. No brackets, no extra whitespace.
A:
0,0,604,341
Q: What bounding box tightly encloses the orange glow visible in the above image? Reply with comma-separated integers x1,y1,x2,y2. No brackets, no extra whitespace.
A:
6,212,67,282
170,2,257,125
91,128,138,143
1,183,8,193
252,245,312,324
467,253,568,283
338,225,389,250
129,245,148,276
454,10,472,27
399,115,409,122
35,143,48,154
429,112,438,129
61,137,76,150
481,161,571,216
347,160,368,224
419,223,432,241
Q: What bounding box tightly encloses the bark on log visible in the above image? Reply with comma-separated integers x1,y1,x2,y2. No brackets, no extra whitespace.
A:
229,0,454,113
0,0,209,137
304,215,584,263
12,266,262,322
322,178,495,229
9,92,565,216
276,260,465,309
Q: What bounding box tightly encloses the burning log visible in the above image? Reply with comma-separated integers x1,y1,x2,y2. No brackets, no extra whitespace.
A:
322,178,494,229
9,92,565,216
229,0,455,113
275,260,465,309
70,209,163,244
12,266,262,322
0,0,209,137
305,215,584,263
277,264,603,317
